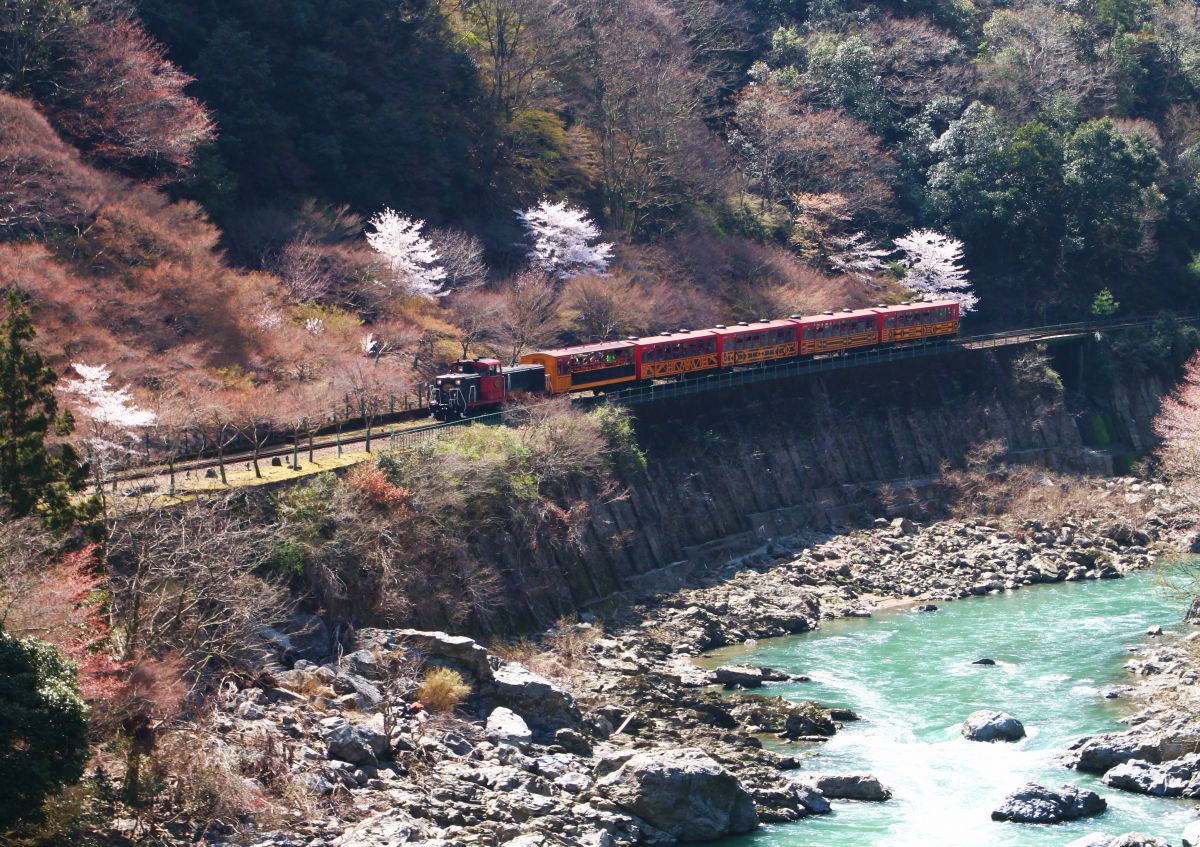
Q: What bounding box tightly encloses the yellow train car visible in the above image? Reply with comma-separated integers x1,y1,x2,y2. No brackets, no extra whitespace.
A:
519,341,638,394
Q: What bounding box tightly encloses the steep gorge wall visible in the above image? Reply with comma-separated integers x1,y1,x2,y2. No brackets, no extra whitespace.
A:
488,343,1171,630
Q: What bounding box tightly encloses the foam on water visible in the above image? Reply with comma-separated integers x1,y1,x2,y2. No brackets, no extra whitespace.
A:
712,571,1200,847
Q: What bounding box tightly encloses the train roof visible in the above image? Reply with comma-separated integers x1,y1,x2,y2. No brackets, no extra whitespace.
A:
870,299,958,313
710,318,797,334
632,328,717,346
794,307,880,324
526,340,637,358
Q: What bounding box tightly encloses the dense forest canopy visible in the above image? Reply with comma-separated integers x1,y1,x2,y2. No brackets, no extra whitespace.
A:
2,0,1200,419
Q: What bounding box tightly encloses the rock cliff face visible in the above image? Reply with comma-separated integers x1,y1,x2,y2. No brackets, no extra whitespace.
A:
485,345,1170,631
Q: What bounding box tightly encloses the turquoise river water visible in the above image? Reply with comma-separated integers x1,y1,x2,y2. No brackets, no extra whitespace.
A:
710,571,1198,847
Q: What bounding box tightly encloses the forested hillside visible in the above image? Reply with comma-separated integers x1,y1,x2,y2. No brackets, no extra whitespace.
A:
3,0,1200,426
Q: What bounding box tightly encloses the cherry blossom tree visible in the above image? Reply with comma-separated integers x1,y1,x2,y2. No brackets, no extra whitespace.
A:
365,207,447,298
893,228,979,313
516,199,613,283
60,363,156,494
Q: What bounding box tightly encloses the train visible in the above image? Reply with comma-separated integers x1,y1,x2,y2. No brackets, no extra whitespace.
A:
427,299,960,420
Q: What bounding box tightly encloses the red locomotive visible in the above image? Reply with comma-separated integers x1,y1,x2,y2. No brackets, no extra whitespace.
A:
428,300,959,420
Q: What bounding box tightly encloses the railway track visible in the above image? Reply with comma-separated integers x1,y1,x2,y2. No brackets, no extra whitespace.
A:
108,312,1199,488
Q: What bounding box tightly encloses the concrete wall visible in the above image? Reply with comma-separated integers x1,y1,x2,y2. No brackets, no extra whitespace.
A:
477,343,1170,631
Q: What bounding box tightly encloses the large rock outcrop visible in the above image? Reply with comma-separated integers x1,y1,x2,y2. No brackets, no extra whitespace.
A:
991,783,1107,823
594,748,758,841
1102,753,1200,797
793,773,892,801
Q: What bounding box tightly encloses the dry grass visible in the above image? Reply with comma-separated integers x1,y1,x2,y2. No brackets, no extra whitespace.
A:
492,616,604,688
415,667,471,713
941,439,1148,530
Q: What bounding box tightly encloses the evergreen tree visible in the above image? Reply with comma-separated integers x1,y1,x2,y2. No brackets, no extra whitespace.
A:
0,633,90,831
0,291,93,531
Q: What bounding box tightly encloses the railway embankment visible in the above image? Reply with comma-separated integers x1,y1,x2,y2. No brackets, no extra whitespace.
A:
497,343,1170,628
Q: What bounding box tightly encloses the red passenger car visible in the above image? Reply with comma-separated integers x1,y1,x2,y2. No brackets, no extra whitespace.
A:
712,319,800,367
634,330,720,380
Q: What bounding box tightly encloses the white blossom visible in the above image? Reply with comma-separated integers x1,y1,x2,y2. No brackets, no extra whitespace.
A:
254,306,283,330
365,207,447,299
61,364,157,430
893,228,978,313
305,317,326,336
516,199,613,282
827,231,890,281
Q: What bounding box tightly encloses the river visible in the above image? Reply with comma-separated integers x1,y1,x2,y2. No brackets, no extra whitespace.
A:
709,571,1198,847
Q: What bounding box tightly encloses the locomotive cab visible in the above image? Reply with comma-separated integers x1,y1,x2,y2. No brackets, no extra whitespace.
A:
428,358,546,420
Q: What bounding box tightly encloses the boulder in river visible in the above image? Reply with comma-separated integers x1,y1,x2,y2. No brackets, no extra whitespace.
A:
594,747,758,840
1102,753,1200,797
972,658,997,665
991,782,1106,823
793,773,892,801
962,710,1026,742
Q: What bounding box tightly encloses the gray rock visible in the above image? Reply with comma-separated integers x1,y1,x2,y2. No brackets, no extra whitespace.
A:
492,661,581,727
713,665,767,688
486,707,532,746
991,783,1106,823
1182,819,1200,847
393,629,493,679
790,783,832,815
555,726,593,756
344,649,380,678
330,670,383,708
323,717,388,766
332,811,423,846
962,710,1026,743
793,773,892,802
595,747,758,840
554,771,593,793
1102,753,1200,798
1072,735,1164,774
1105,835,1172,847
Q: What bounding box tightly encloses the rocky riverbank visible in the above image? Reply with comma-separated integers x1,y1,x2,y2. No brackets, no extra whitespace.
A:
190,476,1199,847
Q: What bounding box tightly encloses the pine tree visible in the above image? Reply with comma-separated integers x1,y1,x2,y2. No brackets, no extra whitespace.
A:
0,291,94,531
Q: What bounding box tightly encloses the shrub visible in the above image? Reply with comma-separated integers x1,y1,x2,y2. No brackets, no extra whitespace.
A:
0,634,90,830
346,464,412,512
592,404,647,476
415,667,470,713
